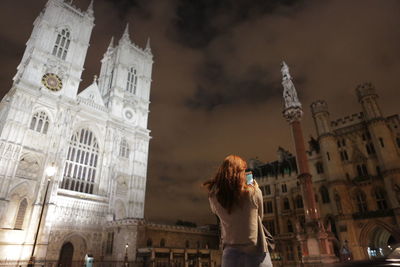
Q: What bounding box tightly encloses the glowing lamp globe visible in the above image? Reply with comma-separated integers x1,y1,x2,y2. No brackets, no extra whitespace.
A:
45,164,57,177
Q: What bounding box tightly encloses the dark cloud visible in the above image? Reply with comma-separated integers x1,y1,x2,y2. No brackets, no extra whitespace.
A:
172,0,304,48
103,0,153,19
186,63,281,110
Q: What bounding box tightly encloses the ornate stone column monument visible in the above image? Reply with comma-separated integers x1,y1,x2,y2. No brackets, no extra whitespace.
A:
281,62,337,265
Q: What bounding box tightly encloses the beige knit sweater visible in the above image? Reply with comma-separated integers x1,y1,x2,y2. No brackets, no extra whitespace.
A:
209,187,263,248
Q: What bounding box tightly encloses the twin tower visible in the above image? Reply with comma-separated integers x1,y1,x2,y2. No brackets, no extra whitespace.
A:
0,0,153,263
13,0,153,121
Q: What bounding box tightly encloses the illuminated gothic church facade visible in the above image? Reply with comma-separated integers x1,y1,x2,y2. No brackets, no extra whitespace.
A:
0,0,153,265
252,83,400,265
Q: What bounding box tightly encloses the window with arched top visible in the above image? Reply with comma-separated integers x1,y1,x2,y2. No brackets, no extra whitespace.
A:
315,162,324,174
374,188,387,210
320,186,330,204
61,129,99,194
126,67,138,94
355,190,368,213
14,198,27,229
283,197,290,210
295,195,303,209
30,111,50,134
334,193,342,214
146,238,153,247
160,238,165,247
119,139,130,158
287,220,293,233
52,28,71,60
185,240,190,248
356,164,368,177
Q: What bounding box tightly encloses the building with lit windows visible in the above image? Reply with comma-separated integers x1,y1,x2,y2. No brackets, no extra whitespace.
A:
250,83,400,266
135,222,221,267
0,0,153,265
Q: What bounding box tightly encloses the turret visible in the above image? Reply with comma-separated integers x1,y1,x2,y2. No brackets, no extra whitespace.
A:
311,100,331,137
356,82,382,120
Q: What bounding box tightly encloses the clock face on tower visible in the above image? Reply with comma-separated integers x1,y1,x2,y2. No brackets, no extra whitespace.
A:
41,73,63,91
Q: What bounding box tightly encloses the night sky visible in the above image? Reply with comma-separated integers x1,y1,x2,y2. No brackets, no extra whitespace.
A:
1,0,399,225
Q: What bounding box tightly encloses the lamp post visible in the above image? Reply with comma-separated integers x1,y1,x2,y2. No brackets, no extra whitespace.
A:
28,163,57,267
124,243,129,267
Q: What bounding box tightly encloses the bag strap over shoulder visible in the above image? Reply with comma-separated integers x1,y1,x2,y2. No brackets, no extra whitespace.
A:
257,215,276,252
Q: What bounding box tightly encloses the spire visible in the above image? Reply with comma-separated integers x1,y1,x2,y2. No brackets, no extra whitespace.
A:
145,37,152,54
87,0,94,16
107,36,114,51
120,23,131,44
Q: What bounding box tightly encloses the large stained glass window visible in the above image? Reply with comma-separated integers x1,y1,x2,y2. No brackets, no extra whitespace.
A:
61,129,99,194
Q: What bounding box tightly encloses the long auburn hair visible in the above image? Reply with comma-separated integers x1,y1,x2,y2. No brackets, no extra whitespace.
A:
204,155,250,214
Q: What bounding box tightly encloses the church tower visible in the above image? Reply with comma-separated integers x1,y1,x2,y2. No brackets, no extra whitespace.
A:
98,25,153,129
0,1,153,264
356,83,400,211
13,0,94,99
311,101,346,182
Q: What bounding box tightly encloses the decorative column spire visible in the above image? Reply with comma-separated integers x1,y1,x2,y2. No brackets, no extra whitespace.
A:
107,36,114,51
145,37,152,54
280,62,338,264
281,61,303,123
120,23,131,44
87,0,94,17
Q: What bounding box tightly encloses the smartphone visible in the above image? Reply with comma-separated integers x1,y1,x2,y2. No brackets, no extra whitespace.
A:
246,172,254,185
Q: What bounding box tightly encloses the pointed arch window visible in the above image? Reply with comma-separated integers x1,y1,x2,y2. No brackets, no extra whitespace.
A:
61,128,99,194
355,190,368,213
106,232,114,254
334,193,342,214
315,162,324,174
320,186,330,203
108,69,114,89
160,238,166,248
119,138,130,158
52,28,71,60
283,197,290,210
14,198,27,230
126,67,138,94
30,111,50,134
287,220,293,233
374,188,387,210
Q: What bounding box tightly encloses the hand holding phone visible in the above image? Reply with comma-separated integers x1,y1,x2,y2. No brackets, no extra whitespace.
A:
246,172,254,185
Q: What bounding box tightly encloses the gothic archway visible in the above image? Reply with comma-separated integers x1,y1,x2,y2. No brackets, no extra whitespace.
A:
359,221,400,259
58,242,74,267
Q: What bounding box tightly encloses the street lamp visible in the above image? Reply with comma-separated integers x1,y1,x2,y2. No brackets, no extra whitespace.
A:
124,243,129,267
28,163,57,267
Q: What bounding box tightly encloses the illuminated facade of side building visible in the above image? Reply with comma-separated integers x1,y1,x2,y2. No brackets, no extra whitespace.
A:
251,84,400,266
0,0,153,265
